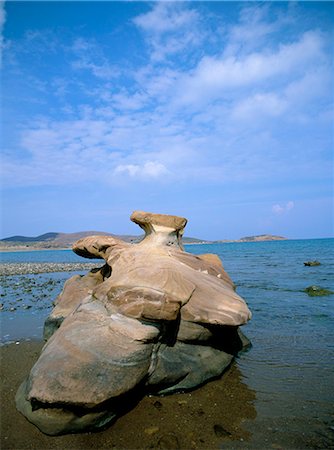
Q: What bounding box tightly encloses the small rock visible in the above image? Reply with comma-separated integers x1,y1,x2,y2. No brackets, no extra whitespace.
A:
153,400,163,410
304,261,321,266
157,432,180,449
144,426,160,436
213,424,232,437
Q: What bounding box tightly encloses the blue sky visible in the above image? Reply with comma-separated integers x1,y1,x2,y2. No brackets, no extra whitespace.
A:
1,1,333,240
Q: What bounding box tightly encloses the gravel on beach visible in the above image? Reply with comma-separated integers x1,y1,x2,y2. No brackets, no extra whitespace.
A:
0,262,101,276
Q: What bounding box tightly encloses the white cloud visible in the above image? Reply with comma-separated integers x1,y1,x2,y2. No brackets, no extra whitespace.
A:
272,201,295,215
133,2,202,62
114,161,168,179
232,92,288,121
284,68,333,106
71,37,120,80
1,113,175,187
111,90,148,111
224,3,291,56
174,31,325,107
72,58,118,80
2,2,332,198
133,2,198,34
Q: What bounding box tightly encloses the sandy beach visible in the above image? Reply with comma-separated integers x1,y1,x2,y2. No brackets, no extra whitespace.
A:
0,341,255,450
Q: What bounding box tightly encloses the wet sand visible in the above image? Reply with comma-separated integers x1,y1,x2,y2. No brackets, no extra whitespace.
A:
1,341,256,450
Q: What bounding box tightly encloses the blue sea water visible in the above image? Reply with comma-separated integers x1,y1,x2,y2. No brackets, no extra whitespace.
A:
0,248,91,263
1,238,333,447
188,239,334,447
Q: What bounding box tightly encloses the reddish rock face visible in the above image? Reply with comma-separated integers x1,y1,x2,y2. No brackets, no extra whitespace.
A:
16,211,251,435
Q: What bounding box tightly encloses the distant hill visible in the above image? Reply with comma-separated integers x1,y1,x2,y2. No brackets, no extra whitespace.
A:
2,232,59,243
238,234,286,242
216,234,287,243
0,231,207,249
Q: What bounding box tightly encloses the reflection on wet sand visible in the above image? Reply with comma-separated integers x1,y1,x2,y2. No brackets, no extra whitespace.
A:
1,341,256,449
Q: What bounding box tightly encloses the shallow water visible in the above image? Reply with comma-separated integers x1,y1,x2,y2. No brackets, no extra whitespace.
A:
0,271,87,342
1,238,334,447
187,239,334,448
0,248,87,263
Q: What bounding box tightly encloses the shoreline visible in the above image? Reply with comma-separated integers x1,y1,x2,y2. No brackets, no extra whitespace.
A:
1,237,332,254
0,239,278,253
0,262,101,275
0,246,71,253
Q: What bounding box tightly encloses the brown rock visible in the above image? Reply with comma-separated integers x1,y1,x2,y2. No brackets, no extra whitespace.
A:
44,266,108,339
16,210,251,436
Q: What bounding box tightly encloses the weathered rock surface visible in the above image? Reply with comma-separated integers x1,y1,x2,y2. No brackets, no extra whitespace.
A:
16,211,252,435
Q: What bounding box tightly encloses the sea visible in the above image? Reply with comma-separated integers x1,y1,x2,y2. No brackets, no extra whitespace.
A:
1,238,333,448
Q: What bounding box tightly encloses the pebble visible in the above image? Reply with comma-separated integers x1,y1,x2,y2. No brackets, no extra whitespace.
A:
213,424,232,437
157,432,180,449
144,426,160,436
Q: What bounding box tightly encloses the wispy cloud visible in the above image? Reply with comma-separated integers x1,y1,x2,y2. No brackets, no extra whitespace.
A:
133,2,198,34
133,2,202,62
71,37,120,80
224,3,293,56
272,201,295,215
173,31,326,108
2,3,333,196
114,161,169,179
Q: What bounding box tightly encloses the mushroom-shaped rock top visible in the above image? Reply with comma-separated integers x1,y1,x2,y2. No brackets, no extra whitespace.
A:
131,210,187,249
130,210,187,231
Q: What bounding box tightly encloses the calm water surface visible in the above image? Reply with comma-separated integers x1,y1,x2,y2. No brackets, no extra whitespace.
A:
188,239,334,447
1,238,333,447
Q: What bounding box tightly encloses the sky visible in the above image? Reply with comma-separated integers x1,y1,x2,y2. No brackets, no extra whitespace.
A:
1,1,333,240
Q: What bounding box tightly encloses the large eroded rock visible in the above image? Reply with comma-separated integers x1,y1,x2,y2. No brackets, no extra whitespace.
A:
16,211,251,435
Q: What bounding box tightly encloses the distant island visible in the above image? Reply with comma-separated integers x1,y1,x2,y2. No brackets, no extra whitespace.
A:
215,234,287,243
0,231,287,251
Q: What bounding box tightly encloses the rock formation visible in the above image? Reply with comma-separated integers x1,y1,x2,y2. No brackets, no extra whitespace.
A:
16,211,252,435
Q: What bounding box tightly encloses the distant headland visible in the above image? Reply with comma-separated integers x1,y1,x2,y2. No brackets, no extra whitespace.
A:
215,234,287,243
0,231,287,251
